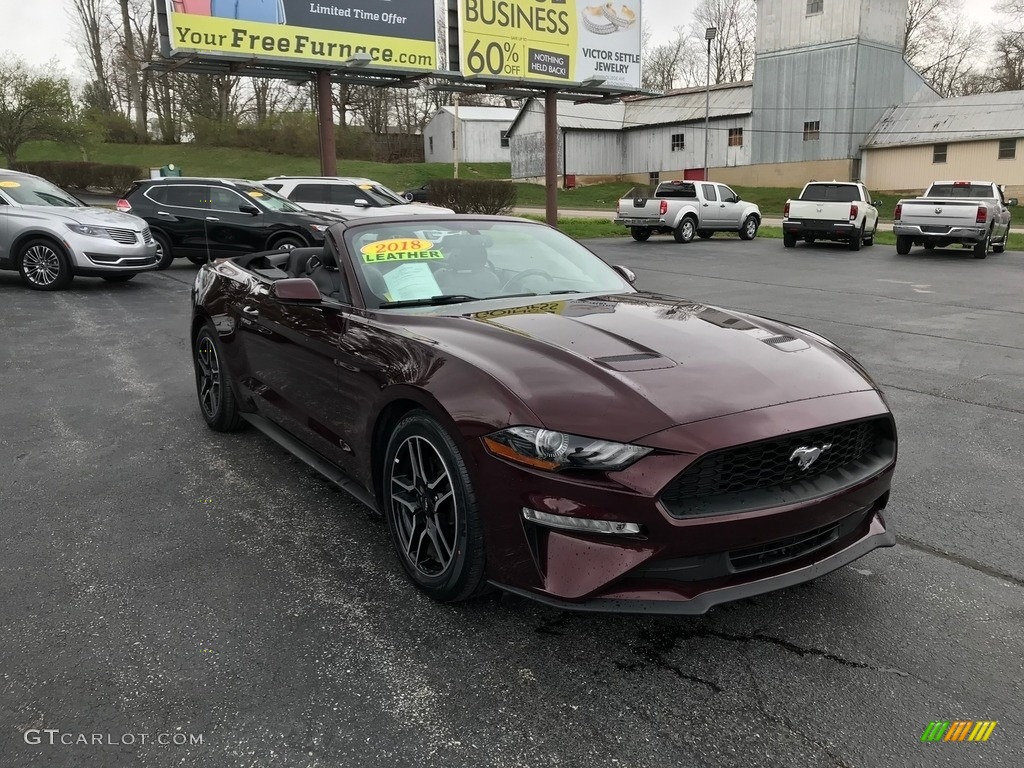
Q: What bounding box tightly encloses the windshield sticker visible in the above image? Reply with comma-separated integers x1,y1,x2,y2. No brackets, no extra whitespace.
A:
247,190,264,198
360,238,443,264
380,262,442,302
473,302,567,320
0,180,21,188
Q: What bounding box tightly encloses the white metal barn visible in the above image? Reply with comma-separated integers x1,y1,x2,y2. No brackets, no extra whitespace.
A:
421,106,521,164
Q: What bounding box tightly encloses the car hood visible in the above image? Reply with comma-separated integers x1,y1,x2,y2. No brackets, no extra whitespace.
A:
397,293,877,442
20,205,148,229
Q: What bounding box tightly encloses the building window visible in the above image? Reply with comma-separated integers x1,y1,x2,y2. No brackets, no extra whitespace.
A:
649,172,660,186
807,0,823,14
998,138,1017,160
429,137,434,155
728,128,743,147
500,130,510,148
671,133,685,151
803,121,821,141
933,143,947,164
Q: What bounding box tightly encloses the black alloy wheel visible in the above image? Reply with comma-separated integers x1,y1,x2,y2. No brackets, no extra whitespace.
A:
18,239,73,291
193,326,245,431
383,411,486,602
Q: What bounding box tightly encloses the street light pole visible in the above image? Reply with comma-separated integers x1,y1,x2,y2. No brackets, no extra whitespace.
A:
704,26,717,182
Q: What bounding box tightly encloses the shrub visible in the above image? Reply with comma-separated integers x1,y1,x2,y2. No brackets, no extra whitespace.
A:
427,179,517,215
13,160,145,195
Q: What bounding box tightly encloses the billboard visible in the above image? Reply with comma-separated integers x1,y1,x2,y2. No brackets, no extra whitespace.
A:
458,0,641,90
163,0,438,71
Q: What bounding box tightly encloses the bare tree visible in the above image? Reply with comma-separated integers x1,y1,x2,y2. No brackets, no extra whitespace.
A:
642,32,691,92
903,0,989,96
117,0,146,139
69,0,113,112
691,0,757,85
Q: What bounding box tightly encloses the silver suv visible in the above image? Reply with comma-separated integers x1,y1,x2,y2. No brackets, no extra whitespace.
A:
0,169,158,290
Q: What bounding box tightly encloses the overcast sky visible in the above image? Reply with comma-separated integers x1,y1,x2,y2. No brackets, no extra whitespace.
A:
0,0,1002,76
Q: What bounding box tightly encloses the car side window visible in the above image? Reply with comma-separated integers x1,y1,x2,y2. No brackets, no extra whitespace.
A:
718,185,737,202
261,182,283,192
164,185,210,209
292,184,328,204
0,194,8,206
145,185,167,204
209,186,248,212
328,185,364,206
702,184,718,202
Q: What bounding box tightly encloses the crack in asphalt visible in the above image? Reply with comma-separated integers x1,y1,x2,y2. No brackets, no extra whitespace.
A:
898,536,1024,588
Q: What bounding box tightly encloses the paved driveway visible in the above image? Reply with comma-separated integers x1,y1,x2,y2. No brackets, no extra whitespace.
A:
1,238,1021,767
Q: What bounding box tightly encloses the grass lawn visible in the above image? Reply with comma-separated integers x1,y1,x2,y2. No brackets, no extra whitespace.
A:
16,141,510,192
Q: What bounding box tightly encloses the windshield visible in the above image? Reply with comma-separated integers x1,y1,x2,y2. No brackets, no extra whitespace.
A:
362,183,408,206
0,176,82,207
800,184,860,203
344,220,634,309
244,185,305,213
926,184,995,199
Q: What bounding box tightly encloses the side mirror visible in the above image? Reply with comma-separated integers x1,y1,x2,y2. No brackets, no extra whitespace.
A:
613,265,637,285
353,198,371,208
734,195,741,202
239,204,260,215
270,278,322,303
1007,198,1018,207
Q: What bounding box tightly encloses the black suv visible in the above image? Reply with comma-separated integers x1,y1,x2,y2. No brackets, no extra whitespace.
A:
120,177,343,269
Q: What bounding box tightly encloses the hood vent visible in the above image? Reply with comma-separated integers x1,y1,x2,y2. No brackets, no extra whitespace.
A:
593,352,676,372
760,334,810,352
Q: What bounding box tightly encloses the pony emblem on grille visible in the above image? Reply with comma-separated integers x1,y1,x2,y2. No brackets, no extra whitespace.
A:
790,443,833,471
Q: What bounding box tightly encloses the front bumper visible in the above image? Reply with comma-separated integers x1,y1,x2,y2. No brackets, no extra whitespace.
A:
65,233,159,273
893,223,986,242
783,219,857,238
470,390,896,614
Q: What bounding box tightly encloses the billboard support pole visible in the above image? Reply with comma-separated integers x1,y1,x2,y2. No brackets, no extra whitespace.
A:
545,88,558,227
316,70,337,176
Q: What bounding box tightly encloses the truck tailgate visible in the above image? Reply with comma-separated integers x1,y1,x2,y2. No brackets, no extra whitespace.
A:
788,201,853,220
618,197,663,221
901,200,980,229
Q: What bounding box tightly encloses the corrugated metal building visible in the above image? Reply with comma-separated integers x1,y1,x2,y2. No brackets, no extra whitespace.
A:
863,92,1024,196
509,84,753,183
422,106,520,164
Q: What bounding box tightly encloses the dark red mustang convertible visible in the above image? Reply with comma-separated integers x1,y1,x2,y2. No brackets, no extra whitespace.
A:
191,215,897,613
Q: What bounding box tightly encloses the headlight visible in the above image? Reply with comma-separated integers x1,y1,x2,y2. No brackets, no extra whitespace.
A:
66,223,110,238
483,426,651,472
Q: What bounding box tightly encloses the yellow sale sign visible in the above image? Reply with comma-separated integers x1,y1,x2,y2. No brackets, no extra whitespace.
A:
458,0,641,89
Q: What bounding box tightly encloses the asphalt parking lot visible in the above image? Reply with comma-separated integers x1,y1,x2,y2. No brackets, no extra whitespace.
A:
1,236,1022,768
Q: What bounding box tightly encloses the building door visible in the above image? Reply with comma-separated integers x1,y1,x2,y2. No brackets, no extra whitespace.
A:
683,168,706,181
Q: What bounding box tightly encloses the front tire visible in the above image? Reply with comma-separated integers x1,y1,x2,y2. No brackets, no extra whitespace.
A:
152,230,174,270
383,411,487,603
630,227,651,242
193,325,246,432
896,235,912,255
18,239,73,291
673,217,697,244
864,224,876,246
739,216,759,241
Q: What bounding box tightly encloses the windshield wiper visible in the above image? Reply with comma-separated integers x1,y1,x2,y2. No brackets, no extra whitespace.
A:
548,290,581,295
379,294,481,309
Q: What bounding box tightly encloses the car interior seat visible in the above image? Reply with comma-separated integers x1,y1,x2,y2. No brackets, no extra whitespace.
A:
304,248,343,299
285,247,322,277
433,235,501,297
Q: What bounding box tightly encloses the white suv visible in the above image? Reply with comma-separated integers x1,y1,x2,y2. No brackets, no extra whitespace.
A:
260,176,454,218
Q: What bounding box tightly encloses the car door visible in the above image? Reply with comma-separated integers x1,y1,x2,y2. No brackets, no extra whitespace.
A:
716,184,745,229
700,183,720,228
236,280,355,468
205,186,267,256
863,189,879,233
287,183,332,215
154,184,211,258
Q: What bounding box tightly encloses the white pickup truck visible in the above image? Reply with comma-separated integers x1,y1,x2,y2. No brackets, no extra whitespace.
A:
614,180,762,243
893,181,1016,259
782,181,879,251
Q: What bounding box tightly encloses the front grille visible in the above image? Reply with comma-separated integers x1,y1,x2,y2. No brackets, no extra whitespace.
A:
729,520,841,572
142,227,154,244
104,227,139,244
661,418,894,517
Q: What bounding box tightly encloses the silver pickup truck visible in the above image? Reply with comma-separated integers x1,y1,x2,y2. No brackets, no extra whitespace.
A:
893,181,1016,259
614,180,762,243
